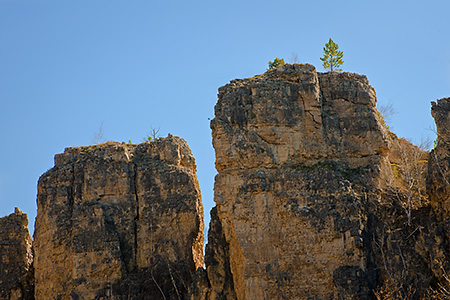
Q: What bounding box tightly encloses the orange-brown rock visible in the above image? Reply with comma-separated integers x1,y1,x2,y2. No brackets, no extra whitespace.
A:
423,97,450,288
0,208,34,300
34,136,204,299
5,64,450,300
427,97,450,220
208,62,450,299
210,64,393,299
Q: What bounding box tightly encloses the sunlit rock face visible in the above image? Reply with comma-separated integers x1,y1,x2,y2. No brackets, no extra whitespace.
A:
34,136,204,300
0,208,34,300
209,64,394,299
18,64,450,300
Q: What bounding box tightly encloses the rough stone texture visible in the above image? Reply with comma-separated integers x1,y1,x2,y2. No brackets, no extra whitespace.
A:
204,207,236,300
425,97,450,288
34,135,204,300
208,64,450,299
428,97,450,220
5,65,449,300
212,64,390,174
0,208,34,300
210,64,393,299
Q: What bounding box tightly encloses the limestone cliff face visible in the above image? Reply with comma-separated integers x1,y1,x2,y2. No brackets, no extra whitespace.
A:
34,135,204,299
3,65,450,300
0,208,34,300
210,64,393,299
425,97,450,285
212,64,389,172
428,97,450,220
208,64,449,299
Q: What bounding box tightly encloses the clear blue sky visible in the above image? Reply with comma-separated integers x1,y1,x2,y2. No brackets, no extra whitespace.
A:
1,0,449,236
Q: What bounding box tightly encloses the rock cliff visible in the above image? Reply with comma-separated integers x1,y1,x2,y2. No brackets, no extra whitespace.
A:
428,97,450,220
34,135,204,299
208,64,450,299
1,64,449,300
0,208,34,300
210,64,391,299
425,97,450,291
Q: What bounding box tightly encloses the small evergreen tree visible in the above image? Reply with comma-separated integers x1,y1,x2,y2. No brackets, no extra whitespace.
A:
320,38,344,72
267,58,285,70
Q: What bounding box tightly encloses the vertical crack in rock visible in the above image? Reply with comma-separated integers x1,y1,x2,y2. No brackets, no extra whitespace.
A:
131,162,139,272
204,206,237,300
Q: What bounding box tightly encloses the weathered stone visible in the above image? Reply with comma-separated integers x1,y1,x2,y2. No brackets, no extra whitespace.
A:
424,97,450,288
7,63,449,299
204,207,236,300
427,97,450,220
0,208,34,300
210,64,392,299
34,136,204,299
206,63,450,299
212,64,389,174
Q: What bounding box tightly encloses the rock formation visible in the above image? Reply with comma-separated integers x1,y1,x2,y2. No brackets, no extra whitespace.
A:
428,97,450,220
2,64,450,300
208,64,450,299
34,135,204,299
0,208,34,300
425,97,450,290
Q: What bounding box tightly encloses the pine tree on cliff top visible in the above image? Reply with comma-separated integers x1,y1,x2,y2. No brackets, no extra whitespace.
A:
267,58,285,70
320,38,344,72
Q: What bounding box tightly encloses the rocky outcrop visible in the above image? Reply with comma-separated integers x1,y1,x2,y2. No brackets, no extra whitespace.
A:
212,64,390,172
208,64,449,299
428,97,450,220
210,64,392,299
3,64,450,300
0,208,34,300
425,97,450,290
34,136,204,299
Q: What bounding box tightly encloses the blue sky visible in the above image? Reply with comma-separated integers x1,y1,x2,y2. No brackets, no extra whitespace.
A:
1,0,449,236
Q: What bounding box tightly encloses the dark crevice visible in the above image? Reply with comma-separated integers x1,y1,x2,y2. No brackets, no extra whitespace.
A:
68,164,76,249
132,162,139,270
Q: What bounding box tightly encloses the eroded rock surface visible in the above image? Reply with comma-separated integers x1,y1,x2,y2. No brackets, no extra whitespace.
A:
425,97,450,289
210,64,392,299
4,65,450,300
212,64,389,174
428,97,450,220
0,208,34,300
34,135,204,300
208,64,450,299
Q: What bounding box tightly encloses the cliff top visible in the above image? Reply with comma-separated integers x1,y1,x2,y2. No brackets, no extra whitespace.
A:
212,63,387,171
53,134,197,171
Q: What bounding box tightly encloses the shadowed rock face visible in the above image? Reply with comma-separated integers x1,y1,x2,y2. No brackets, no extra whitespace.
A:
0,208,34,300
425,97,450,284
34,135,204,300
428,97,450,220
209,64,391,299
